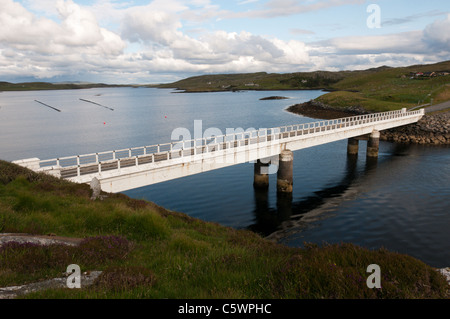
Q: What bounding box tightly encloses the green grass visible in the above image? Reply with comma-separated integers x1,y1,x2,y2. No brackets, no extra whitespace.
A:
316,61,450,112
0,160,448,299
157,71,350,92
315,91,410,112
156,60,450,113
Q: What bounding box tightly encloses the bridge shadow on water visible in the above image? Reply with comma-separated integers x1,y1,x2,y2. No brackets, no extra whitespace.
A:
246,144,413,240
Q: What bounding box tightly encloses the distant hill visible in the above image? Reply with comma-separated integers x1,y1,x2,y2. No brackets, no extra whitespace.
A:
314,60,450,112
158,60,450,95
156,60,450,113
0,81,133,91
157,71,354,92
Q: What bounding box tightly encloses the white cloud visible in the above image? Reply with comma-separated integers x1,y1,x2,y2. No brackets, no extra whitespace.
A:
315,31,426,55
228,0,366,19
0,0,125,55
0,0,449,83
120,3,310,72
423,14,450,51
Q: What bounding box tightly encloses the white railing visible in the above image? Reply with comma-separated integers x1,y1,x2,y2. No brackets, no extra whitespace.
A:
38,108,424,179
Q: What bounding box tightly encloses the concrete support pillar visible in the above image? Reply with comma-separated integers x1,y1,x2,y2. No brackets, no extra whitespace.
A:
347,138,359,156
277,150,293,193
253,159,269,189
367,130,380,158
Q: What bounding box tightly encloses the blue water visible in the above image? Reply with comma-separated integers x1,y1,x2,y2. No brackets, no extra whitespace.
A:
0,87,449,267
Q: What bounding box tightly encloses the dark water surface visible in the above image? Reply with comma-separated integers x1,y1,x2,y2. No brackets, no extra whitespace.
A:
1,87,448,267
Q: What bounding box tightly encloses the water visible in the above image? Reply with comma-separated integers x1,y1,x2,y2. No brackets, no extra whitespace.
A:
0,87,449,267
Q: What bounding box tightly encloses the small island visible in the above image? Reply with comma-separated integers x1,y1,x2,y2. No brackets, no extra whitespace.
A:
260,96,289,100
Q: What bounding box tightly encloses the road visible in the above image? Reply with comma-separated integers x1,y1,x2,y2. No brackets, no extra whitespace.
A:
424,100,450,113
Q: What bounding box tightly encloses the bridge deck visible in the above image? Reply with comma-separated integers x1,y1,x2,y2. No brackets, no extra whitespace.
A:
13,108,425,192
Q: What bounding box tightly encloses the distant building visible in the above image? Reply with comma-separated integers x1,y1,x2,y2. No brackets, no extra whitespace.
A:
410,71,446,79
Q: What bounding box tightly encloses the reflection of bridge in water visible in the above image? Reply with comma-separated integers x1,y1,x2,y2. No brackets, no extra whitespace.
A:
250,154,374,240
13,109,424,195
253,143,423,241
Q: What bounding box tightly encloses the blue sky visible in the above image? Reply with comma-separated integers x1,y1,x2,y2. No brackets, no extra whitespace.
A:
0,0,449,83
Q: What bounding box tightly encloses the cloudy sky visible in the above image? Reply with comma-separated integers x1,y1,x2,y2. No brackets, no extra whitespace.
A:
1,0,449,84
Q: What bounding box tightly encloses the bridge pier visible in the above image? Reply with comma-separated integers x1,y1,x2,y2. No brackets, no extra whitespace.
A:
367,130,380,158
277,150,293,193
253,159,270,189
347,137,359,156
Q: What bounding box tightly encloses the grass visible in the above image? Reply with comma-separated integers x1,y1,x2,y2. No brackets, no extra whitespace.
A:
0,159,448,299
315,91,409,112
156,60,450,113
157,71,350,92
315,61,450,112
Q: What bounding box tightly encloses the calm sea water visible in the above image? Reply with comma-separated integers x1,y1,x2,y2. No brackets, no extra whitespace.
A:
0,87,448,267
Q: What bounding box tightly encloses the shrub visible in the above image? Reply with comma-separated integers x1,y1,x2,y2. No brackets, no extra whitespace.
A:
93,266,156,292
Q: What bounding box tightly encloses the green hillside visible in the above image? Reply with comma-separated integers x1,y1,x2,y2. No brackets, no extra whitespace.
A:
158,71,353,92
159,61,450,112
0,159,448,299
320,60,450,111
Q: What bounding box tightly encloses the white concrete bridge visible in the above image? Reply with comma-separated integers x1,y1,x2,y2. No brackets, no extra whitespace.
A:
13,108,425,194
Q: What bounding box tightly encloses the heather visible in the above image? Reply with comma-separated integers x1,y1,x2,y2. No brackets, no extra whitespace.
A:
0,159,448,299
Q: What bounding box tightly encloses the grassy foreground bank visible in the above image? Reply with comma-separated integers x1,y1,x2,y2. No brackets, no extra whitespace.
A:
0,160,448,299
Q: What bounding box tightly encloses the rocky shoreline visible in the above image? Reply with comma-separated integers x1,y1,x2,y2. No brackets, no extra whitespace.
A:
380,112,450,145
287,100,450,145
287,100,369,120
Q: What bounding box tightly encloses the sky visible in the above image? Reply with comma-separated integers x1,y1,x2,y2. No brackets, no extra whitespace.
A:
0,0,449,84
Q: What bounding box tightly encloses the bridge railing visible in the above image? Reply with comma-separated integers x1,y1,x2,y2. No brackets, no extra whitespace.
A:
38,108,424,179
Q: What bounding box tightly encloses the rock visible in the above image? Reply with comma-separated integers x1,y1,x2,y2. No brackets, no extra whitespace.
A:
289,100,450,146
90,177,101,200
438,267,450,285
0,271,102,299
260,96,289,100
0,233,99,299
380,112,450,145
0,233,83,247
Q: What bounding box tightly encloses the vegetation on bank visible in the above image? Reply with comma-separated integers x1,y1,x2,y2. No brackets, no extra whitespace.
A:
157,71,351,92
158,61,450,113
0,82,140,91
0,160,448,299
315,61,450,112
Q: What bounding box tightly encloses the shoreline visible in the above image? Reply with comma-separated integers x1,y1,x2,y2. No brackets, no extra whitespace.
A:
167,88,330,93
287,100,450,145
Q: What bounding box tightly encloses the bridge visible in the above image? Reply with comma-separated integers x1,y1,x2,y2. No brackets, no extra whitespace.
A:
13,108,425,194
